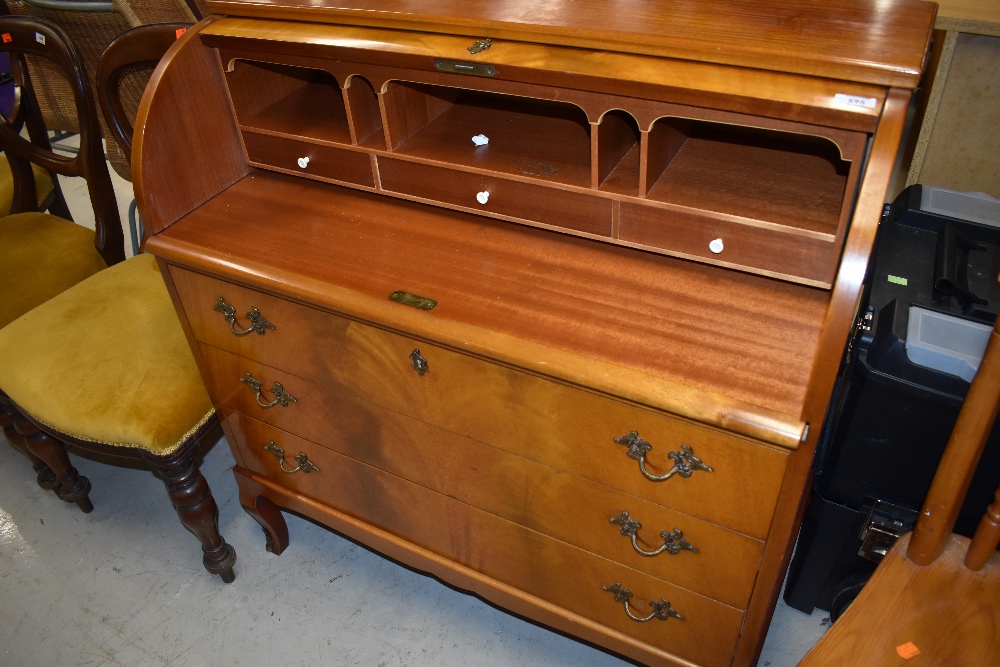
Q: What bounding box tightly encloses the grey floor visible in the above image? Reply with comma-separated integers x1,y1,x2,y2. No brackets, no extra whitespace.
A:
0,148,830,666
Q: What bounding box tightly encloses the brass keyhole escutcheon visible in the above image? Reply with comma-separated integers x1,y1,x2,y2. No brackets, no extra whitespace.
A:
409,348,428,376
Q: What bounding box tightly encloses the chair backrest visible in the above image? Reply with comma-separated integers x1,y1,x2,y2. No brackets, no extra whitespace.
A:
2,0,205,180
0,15,124,266
908,312,1000,570
2,46,72,219
97,22,191,165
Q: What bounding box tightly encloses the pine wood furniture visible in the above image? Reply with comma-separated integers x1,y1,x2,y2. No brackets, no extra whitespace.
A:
799,311,1000,666
135,2,937,664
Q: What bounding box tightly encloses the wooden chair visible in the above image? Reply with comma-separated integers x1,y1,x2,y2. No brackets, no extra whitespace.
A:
799,312,1000,666
97,22,192,168
0,53,68,218
97,21,191,253
2,0,206,181
0,16,123,329
0,16,236,583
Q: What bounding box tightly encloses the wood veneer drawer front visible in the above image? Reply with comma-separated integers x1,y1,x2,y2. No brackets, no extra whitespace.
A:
242,130,375,187
225,406,763,610
377,157,614,237
231,421,744,667
172,267,786,538
619,202,836,286
170,265,519,447
510,373,789,540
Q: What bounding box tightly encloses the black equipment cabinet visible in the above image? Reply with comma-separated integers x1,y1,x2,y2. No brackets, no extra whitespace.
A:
783,185,1000,615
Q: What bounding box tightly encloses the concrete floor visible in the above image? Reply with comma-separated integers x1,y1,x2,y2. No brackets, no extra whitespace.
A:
0,435,829,667
0,148,830,666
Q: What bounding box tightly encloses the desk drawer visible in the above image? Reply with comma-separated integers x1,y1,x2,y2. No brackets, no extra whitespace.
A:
225,407,763,610
243,130,375,187
174,268,787,538
231,418,744,667
619,202,836,286
200,345,786,539
378,157,613,238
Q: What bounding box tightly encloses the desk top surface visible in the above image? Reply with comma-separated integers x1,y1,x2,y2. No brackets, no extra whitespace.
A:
206,0,937,87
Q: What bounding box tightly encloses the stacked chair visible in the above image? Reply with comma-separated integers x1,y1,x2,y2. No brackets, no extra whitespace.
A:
2,0,206,181
0,15,236,583
799,312,1000,665
0,60,67,219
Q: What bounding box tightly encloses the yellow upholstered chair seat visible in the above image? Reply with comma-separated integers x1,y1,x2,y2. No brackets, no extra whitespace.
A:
0,211,108,328
0,253,213,455
0,155,54,215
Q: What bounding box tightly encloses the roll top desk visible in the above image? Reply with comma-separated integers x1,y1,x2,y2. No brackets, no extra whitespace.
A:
135,2,936,665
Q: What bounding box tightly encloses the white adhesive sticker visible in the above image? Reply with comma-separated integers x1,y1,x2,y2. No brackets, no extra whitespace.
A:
471,134,489,146
834,93,877,110
34,32,45,45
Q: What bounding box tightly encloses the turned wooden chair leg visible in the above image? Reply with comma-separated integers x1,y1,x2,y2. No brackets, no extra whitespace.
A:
147,447,237,583
1,393,93,512
1,406,58,491
24,430,94,513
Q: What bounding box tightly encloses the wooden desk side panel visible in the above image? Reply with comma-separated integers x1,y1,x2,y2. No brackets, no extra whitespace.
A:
133,17,249,236
731,88,915,667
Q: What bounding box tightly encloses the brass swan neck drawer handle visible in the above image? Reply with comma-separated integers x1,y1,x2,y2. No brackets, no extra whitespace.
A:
409,348,428,376
610,511,699,557
614,431,713,482
264,441,319,474
240,372,297,409
214,297,275,336
602,583,684,623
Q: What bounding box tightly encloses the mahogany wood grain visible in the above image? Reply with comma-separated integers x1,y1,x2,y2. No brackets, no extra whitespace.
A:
207,32,880,148
344,75,383,147
730,92,914,666
387,87,593,188
185,34,868,283
198,19,890,133
226,410,765,609
380,79,457,150
192,338,788,540
136,4,938,664
238,468,722,667
645,124,849,237
619,203,837,287
204,0,936,88
179,31,872,284
599,143,641,198
799,533,1000,667
147,173,826,435
642,119,690,196
231,439,746,667
134,17,248,236
595,110,640,189
377,158,613,237
243,131,375,187
227,61,352,144
799,89,913,428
